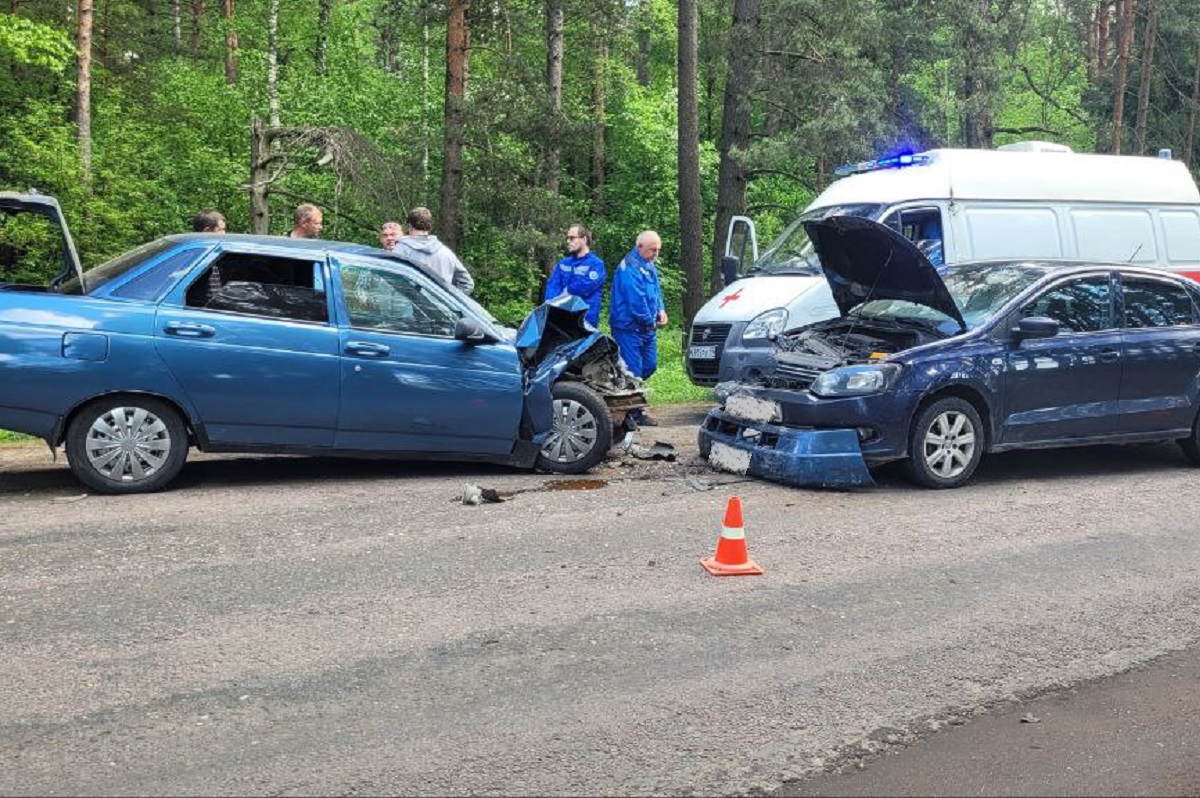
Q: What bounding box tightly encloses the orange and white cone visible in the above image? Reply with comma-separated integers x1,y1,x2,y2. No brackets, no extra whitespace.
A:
700,496,763,576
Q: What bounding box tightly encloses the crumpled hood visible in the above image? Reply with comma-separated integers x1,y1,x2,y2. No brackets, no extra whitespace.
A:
514,293,598,368
803,215,965,331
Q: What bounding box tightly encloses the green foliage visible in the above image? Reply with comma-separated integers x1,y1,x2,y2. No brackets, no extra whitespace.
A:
644,331,713,406
0,14,73,71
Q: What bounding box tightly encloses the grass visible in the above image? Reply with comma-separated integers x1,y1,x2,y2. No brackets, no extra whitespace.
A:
643,329,716,406
0,430,33,444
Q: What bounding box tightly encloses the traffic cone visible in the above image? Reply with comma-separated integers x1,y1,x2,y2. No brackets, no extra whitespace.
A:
700,496,763,576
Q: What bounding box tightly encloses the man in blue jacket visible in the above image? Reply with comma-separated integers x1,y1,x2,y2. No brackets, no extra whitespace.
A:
544,224,606,328
609,230,667,426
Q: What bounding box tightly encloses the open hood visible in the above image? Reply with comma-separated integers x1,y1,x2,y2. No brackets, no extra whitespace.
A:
803,215,965,332
0,191,85,292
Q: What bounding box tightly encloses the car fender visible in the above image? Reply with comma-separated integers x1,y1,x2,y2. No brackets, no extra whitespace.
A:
903,354,1000,450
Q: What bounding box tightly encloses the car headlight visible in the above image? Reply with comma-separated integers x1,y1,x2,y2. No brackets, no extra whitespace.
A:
743,308,788,340
810,363,901,397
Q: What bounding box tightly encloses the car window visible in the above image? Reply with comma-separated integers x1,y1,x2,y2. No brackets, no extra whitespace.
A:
59,238,179,295
341,262,460,336
1023,276,1112,333
111,246,208,301
184,252,328,323
1122,277,1197,328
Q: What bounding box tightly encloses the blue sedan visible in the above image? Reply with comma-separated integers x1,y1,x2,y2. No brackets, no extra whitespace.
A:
0,194,645,493
700,215,1200,489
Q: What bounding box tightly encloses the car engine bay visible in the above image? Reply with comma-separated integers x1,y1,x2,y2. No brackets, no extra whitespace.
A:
764,317,947,390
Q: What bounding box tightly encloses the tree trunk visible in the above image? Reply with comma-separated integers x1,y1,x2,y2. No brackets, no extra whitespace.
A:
1110,0,1137,153
172,0,181,51
439,0,470,252
267,0,280,128
710,0,760,295
544,0,563,198
1133,0,1157,155
315,0,331,75
190,0,202,54
635,0,651,87
76,0,93,184
591,34,608,215
678,0,704,328
249,115,270,233
223,0,238,84
1186,38,1200,167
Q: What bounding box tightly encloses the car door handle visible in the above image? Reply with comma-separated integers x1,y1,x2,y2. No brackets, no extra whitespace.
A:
1098,348,1120,362
163,321,216,338
345,341,391,358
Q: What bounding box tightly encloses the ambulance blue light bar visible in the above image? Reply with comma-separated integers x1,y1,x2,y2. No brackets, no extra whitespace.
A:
834,152,931,177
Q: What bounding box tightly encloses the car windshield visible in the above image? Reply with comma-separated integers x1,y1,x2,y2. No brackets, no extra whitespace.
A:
747,203,883,276
852,263,1051,333
59,239,178,295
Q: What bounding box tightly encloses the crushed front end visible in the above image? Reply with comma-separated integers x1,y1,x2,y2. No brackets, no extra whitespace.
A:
515,296,647,451
698,386,874,489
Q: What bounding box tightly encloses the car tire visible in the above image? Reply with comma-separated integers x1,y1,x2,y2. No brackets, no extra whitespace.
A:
65,396,189,494
903,396,984,489
536,381,613,474
1179,412,1200,466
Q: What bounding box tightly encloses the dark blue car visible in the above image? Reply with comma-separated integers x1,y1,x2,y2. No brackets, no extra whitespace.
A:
0,193,645,494
699,215,1200,489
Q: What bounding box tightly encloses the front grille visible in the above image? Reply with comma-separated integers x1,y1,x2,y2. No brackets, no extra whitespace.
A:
687,323,732,378
770,351,837,390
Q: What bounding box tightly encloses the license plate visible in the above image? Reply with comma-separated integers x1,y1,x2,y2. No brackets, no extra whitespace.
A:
688,345,717,360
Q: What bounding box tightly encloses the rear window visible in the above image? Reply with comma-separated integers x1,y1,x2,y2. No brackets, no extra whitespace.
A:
59,239,177,295
111,246,209,301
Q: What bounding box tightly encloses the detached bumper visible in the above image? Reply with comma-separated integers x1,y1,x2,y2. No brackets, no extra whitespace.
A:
698,407,874,489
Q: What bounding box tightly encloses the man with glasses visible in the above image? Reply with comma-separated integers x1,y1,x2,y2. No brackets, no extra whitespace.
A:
609,230,667,426
544,224,606,327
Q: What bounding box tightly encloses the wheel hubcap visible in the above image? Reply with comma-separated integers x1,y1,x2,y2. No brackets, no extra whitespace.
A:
541,398,599,464
84,406,172,483
922,410,976,479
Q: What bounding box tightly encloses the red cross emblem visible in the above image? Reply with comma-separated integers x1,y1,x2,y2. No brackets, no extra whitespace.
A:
718,288,743,308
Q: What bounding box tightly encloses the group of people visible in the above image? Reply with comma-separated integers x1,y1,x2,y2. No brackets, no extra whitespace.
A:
187,207,664,425
545,224,667,426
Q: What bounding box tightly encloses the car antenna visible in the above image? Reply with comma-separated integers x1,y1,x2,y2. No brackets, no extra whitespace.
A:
1127,243,1143,262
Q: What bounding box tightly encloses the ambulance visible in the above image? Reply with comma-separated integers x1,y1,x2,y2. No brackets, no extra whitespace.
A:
686,142,1200,386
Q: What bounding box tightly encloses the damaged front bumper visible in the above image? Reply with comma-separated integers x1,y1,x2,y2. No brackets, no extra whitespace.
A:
698,405,874,489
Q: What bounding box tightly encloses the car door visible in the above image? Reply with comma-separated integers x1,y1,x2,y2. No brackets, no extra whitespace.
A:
1117,274,1200,434
153,246,341,448
998,274,1122,444
331,256,523,454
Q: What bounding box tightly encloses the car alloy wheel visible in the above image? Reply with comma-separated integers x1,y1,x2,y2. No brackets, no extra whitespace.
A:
66,397,189,494
905,396,984,489
536,381,613,474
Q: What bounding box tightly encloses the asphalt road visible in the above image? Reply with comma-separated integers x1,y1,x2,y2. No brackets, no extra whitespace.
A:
3,404,1200,796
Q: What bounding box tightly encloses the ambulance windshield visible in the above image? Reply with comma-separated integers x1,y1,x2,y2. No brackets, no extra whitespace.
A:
747,203,883,276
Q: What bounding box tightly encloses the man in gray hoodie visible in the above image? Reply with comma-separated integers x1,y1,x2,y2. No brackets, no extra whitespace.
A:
392,206,475,294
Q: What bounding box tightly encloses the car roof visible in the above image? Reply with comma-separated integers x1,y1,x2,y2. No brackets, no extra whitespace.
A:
161,233,386,256
947,259,1196,282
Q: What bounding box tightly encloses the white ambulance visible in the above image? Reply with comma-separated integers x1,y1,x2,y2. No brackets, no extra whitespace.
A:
686,142,1200,386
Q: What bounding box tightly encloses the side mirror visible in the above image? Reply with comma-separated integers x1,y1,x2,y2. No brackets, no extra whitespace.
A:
720,256,740,287
454,316,497,344
1012,315,1059,341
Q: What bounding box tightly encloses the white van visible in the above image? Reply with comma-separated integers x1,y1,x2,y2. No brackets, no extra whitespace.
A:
686,142,1200,386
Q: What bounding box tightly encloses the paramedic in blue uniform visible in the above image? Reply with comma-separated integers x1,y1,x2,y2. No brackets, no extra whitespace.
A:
609,230,667,426
544,224,606,328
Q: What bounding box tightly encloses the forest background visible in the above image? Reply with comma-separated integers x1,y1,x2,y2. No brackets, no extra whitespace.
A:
2,0,1199,335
